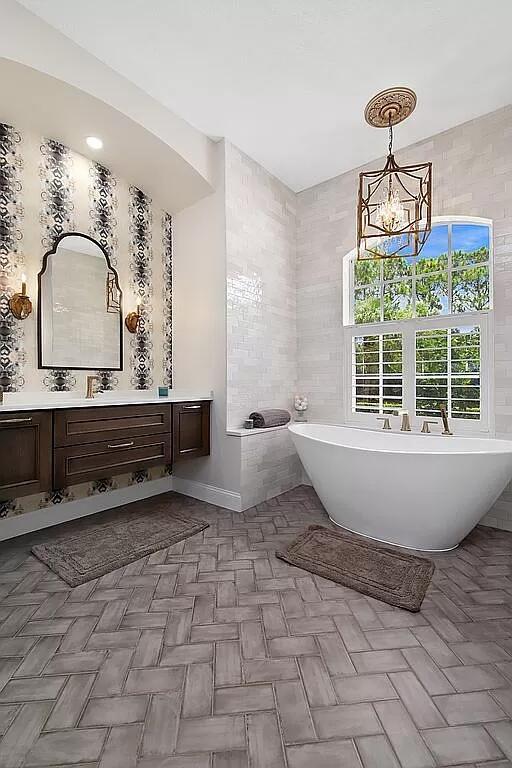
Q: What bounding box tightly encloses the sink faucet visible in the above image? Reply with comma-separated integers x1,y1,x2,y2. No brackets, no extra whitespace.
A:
376,416,391,430
86,375,98,399
439,404,453,435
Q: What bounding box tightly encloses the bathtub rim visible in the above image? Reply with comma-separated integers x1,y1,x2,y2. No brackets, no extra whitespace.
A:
288,422,512,457
327,515,458,553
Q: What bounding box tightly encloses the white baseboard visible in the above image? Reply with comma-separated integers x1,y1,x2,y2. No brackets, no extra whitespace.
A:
0,476,173,541
172,476,242,512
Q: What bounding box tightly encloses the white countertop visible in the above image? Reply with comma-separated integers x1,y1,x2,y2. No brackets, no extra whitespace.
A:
227,424,290,437
0,390,213,413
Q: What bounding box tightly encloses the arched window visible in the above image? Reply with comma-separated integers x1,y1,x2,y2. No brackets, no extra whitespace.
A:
343,217,493,433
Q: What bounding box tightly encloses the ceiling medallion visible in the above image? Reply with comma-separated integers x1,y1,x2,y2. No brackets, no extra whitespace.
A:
357,87,432,261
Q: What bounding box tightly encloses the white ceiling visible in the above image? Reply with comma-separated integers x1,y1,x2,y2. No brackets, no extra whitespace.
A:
17,0,512,192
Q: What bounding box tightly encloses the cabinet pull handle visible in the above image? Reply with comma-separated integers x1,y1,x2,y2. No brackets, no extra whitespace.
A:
107,441,135,449
0,417,33,424
183,405,201,410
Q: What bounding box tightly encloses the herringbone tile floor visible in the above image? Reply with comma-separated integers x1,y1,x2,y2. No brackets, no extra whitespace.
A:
1,487,512,766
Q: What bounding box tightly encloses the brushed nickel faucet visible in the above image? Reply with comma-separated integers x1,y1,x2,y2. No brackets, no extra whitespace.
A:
439,404,453,435
86,375,98,399
398,410,411,432
421,420,438,434
376,416,391,430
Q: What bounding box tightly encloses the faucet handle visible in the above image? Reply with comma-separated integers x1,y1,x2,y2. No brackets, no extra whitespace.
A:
376,416,391,430
421,420,438,434
86,375,98,399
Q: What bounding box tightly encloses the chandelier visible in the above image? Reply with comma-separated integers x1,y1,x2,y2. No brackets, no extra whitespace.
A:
357,87,432,260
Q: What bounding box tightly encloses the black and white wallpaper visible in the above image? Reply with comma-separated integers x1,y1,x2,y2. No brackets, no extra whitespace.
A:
0,122,173,517
0,124,25,394
162,211,173,388
129,186,153,391
89,161,119,393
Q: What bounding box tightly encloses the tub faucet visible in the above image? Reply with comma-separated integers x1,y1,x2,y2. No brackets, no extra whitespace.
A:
439,404,453,435
421,420,438,434
376,416,391,430
398,410,411,432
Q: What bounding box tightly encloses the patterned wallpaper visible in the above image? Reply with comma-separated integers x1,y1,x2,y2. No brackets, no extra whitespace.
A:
0,122,173,518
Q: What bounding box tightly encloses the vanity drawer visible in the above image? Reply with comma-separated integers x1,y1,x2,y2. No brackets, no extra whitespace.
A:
0,411,52,500
53,433,171,488
172,401,211,462
54,404,171,447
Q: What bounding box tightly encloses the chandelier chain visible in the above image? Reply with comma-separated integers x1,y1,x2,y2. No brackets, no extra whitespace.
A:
388,117,393,157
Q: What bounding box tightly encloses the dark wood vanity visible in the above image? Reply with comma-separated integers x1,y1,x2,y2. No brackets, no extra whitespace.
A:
0,400,210,501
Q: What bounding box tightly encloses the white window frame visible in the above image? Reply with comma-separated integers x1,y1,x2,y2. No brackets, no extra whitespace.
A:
342,216,494,434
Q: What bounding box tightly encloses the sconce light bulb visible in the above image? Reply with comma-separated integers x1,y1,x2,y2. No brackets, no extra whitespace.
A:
21,272,26,283
86,136,103,150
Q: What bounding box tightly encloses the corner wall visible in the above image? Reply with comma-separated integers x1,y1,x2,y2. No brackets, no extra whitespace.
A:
172,142,241,505
173,141,302,511
225,143,298,429
225,143,302,507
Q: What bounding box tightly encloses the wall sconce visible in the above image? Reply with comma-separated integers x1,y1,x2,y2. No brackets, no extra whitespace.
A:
9,273,33,320
125,297,141,334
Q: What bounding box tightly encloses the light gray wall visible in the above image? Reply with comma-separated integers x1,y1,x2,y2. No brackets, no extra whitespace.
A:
225,142,298,429
224,142,302,507
173,142,241,495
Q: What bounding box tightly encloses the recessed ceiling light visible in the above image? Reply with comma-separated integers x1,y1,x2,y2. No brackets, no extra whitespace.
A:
86,136,103,150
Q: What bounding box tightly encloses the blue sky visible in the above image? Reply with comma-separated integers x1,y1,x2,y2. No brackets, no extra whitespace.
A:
421,225,448,257
452,224,489,252
420,223,489,258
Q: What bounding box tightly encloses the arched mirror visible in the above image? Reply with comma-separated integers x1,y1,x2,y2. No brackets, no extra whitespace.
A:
38,232,123,370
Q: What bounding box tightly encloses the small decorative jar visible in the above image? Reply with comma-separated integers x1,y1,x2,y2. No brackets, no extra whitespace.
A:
294,394,308,422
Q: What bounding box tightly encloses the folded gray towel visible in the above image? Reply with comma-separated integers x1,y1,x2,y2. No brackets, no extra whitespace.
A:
249,409,291,428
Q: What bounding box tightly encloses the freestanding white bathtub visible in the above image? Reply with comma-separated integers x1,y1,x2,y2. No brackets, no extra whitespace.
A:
289,422,512,551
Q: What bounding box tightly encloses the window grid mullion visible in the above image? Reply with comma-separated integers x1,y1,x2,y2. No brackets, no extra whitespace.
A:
379,334,383,413
447,328,452,418
448,222,453,315
380,259,384,322
404,324,415,417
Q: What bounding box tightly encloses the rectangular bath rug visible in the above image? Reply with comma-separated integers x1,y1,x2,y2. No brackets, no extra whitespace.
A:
32,492,209,587
276,524,434,612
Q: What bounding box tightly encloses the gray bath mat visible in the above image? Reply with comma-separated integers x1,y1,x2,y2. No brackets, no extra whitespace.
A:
276,524,434,612
32,493,209,587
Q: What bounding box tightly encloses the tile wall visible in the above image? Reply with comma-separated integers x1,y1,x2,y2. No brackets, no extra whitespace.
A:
224,142,302,505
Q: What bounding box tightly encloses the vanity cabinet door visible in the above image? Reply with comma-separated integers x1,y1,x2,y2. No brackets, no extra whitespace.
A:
54,433,171,488
0,411,52,500
172,401,210,463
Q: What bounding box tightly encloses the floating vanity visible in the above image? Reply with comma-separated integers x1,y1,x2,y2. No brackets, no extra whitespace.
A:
0,394,211,501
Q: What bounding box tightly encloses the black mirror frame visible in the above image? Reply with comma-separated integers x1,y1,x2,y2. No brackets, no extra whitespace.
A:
37,231,124,372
